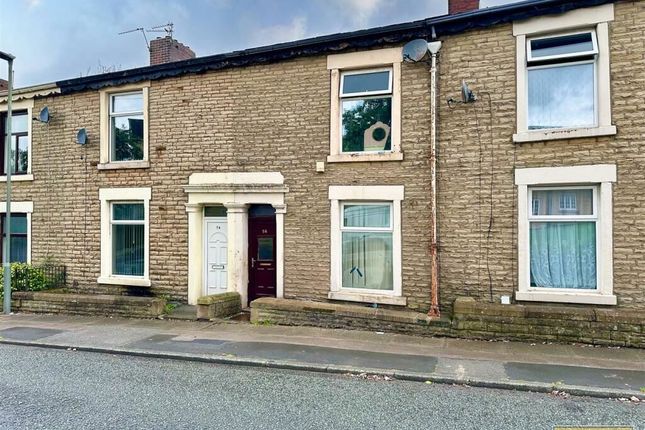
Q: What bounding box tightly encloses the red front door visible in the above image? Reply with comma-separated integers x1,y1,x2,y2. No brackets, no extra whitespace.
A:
248,215,276,304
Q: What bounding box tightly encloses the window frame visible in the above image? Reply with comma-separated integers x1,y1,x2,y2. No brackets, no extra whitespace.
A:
339,68,393,98
339,202,394,294
98,83,150,170
328,185,405,305
515,165,616,305
527,185,600,292
108,91,145,163
0,201,33,264
0,98,34,182
339,68,394,156
512,3,615,143
98,188,151,287
327,48,403,163
109,201,146,277
526,29,598,63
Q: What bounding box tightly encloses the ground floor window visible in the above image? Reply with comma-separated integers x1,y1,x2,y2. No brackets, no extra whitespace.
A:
98,188,150,287
111,203,145,276
328,185,404,305
341,203,393,291
1,213,28,263
515,165,615,305
529,187,597,289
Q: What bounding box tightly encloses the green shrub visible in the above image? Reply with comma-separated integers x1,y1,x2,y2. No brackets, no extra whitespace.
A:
0,263,49,300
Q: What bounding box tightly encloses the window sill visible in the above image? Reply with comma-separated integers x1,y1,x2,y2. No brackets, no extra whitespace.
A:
97,161,150,170
328,291,407,306
327,152,403,163
97,276,151,287
515,290,616,305
513,125,617,143
0,174,34,182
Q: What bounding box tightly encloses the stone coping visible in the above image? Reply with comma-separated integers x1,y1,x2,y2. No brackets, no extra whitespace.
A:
13,290,163,306
454,297,643,324
197,292,240,305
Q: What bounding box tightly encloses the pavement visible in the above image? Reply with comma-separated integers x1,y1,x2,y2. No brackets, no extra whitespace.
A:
0,312,644,400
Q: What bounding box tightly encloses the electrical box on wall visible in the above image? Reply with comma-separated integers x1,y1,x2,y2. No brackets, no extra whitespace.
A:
316,161,325,173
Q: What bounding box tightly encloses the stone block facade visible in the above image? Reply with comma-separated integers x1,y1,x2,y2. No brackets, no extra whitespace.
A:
1,1,643,339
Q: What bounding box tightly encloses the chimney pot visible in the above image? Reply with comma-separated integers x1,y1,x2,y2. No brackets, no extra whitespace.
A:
149,36,196,66
449,0,479,14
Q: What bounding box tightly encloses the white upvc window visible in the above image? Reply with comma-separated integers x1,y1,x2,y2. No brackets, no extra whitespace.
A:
329,185,404,306
515,165,616,305
327,48,403,163
99,83,150,170
98,188,151,287
513,4,616,143
339,68,393,154
0,201,33,264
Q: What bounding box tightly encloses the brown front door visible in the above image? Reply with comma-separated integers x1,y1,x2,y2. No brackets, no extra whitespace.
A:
248,208,277,304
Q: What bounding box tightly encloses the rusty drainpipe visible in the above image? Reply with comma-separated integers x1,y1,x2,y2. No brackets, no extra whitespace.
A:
427,40,442,318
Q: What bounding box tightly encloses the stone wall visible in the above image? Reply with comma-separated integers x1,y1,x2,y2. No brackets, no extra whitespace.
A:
12,291,166,318
251,297,644,348
196,292,241,320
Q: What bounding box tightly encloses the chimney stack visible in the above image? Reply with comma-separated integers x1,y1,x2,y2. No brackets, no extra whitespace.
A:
448,0,480,14
0,79,7,92
149,36,196,66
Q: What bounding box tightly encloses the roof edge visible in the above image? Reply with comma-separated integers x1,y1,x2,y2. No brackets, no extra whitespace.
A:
55,0,616,94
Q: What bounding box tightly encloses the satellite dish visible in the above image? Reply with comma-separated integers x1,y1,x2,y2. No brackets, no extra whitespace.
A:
39,106,50,123
402,39,429,63
76,128,88,145
461,80,476,103
34,106,50,123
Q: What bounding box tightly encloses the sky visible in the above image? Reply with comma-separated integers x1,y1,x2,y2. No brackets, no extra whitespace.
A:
0,0,521,88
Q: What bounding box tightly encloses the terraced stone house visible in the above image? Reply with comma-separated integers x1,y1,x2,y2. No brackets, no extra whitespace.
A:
2,0,643,345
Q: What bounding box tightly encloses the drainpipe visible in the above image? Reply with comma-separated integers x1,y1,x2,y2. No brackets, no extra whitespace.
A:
427,41,442,318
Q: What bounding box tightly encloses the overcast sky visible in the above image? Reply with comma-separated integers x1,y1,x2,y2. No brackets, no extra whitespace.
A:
1,0,520,88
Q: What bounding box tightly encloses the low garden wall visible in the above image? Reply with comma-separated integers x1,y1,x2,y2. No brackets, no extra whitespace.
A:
197,292,241,320
12,290,166,319
251,297,644,348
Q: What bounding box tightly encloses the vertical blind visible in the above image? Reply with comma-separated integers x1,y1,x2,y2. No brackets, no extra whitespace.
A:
111,203,145,276
1,214,28,263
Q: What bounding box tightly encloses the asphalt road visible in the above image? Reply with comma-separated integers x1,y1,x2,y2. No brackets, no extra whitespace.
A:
0,345,641,430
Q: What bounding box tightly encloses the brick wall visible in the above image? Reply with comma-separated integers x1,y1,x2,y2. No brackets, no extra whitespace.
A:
149,37,195,65
8,1,645,314
448,0,479,15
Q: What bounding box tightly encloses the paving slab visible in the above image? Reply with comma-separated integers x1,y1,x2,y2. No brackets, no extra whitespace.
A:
0,326,63,341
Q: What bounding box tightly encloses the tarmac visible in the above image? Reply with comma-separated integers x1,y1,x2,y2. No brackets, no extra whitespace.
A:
0,312,643,400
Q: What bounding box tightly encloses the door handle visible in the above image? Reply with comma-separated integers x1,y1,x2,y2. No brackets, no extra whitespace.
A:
251,257,256,268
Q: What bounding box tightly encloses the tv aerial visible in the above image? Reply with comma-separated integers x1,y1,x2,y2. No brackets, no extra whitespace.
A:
118,22,174,52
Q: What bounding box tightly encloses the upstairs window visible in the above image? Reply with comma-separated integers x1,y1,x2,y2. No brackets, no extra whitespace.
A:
340,69,393,153
327,48,403,163
110,92,144,162
527,31,598,130
512,3,615,143
99,83,149,169
0,110,29,175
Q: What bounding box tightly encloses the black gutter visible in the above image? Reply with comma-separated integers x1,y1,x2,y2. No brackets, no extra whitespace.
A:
56,0,615,94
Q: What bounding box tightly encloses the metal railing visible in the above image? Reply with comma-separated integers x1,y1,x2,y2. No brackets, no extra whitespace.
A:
11,264,67,291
